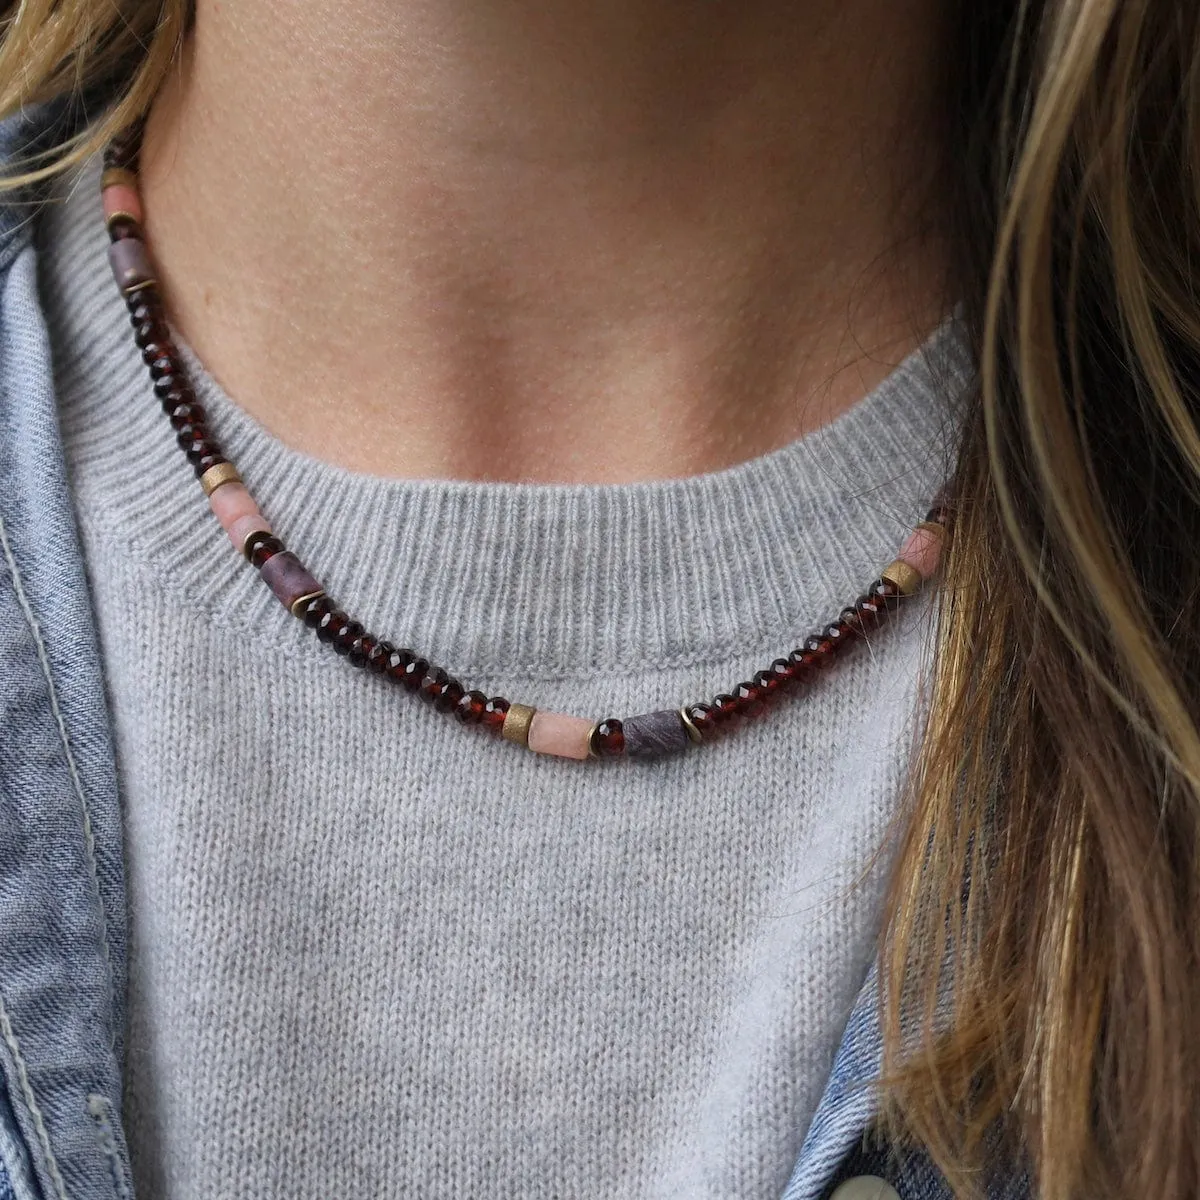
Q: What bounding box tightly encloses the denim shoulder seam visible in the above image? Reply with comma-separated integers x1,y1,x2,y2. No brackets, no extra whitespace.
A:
0,505,117,1035
0,996,69,1200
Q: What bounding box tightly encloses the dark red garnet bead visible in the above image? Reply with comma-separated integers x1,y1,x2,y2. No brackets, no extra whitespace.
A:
870,577,903,610
330,619,364,658
384,647,415,680
482,698,510,730
167,402,206,431
437,678,465,713
400,657,430,693
455,690,488,724
249,534,285,568
419,667,451,706
365,639,392,674
591,718,625,757
685,703,717,739
315,608,350,645
752,668,780,697
343,628,369,667
769,657,795,686
195,452,226,476
711,693,739,726
301,594,334,628
733,681,766,719
803,633,836,668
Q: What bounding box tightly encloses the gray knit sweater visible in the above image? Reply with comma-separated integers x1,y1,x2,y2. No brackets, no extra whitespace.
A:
36,150,970,1200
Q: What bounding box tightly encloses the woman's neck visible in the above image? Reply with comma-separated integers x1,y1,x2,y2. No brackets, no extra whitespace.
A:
139,0,954,483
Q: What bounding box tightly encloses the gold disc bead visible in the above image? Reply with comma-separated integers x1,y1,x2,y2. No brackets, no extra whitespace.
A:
101,167,139,191
104,210,142,235
678,706,703,745
501,703,537,748
880,559,922,596
289,590,326,619
199,462,243,497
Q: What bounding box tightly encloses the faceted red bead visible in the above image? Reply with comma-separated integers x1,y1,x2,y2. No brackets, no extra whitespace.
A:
803,634,836,669
733,681,765,718
315,608,350,645
837,606,865,639
365,639,392,673
384,647,415,682
401,657,430,692
711,693,739,726
592,718,625,756
436,677,465,713
685,702,716,739
870,577,903,611
418,667,448,703
347,631,375,668
148,354,178,381
301,594,334,628
126,285,161,317
455,690,487,724
167,401,206,431
249,534,285,568
194,452,226,476
482,698,510,730
752,668,780,697
821,622,852,652
788,647,821,681
769,657,795,686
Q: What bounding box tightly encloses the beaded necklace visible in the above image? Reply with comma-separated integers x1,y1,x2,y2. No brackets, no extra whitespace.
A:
100,123,951,763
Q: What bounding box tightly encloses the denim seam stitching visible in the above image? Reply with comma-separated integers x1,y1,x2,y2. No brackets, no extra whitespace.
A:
86,1096,131,1200
0,508,118,1016
0,995,69,1200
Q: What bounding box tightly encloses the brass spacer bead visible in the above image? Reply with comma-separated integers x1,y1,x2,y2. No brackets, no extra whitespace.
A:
501,703,537,748
101,167,138,191
678,706,703,745
105,210,141,233
289,590,325,619
586,721,602,758
881,559,922,596
199,462,243,497
122,278,158,295
916,519,946,539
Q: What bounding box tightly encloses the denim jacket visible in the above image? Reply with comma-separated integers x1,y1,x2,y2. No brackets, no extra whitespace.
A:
0,97,1028,1200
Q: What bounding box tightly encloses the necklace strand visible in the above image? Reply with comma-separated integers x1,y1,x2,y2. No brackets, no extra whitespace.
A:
100,122,952,763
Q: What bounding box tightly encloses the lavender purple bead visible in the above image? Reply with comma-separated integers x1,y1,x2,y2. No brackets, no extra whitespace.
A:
622,710,692,759
258,550,323,612
108,238,155,292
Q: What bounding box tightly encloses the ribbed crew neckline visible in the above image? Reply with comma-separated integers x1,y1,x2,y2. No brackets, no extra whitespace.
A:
40,150,972,681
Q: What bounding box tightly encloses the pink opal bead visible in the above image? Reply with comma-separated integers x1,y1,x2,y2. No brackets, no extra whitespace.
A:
102,183,143,224
897,525,944,580
227,513,272,555
209,482,260,534
527,711,594,760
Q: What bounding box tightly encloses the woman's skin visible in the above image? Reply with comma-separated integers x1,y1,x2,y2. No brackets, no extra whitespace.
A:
138,0,954,485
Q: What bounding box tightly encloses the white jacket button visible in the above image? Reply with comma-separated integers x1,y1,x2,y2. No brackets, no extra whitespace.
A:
829,1177,902,1200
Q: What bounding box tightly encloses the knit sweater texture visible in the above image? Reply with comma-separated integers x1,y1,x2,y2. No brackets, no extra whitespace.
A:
35,150,971,1200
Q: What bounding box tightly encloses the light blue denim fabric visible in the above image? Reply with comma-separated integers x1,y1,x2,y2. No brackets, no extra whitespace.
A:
0,98,1026,1200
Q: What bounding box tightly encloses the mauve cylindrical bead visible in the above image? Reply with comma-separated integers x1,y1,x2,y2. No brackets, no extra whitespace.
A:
108,238,154,292
896,524,944,580
259,550,323,612
208,482,259,534
622,710,691,759
103,183,144,225
527,711,593,760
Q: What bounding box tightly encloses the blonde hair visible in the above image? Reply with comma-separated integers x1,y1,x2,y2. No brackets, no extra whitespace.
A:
5,2,1200,1195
